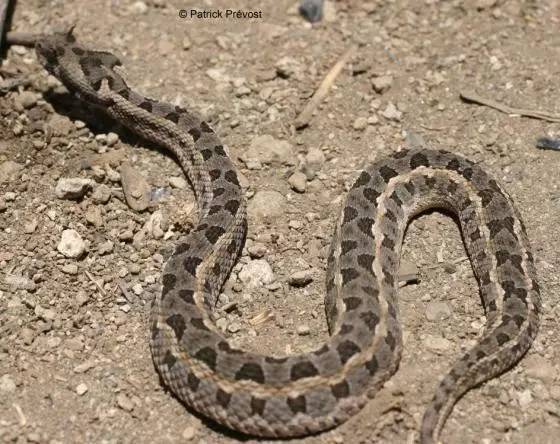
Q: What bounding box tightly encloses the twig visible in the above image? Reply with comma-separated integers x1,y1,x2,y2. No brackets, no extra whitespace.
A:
5,31,40,47
295,46,356,129
85,270,106,296
117,279,134,302
13,403,26,426
460,89,560,123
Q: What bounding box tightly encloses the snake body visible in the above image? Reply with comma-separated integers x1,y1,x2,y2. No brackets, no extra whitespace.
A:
36,30,541,443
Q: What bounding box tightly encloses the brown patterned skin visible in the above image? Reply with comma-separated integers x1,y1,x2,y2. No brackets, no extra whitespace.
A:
36,30,541,443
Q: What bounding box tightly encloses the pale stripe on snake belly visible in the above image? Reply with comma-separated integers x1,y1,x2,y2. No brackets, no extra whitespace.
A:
35,30,541,444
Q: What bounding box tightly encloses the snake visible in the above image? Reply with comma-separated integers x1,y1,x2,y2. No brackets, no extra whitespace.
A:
35,29,541,443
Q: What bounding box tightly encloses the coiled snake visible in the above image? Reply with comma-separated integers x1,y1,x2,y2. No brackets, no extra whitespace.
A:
35,30,541,443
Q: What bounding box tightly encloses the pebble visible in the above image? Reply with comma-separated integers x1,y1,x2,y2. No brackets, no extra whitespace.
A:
92,184,111,204
62,263,78,275
75,383,88,395
423,334,452,352
57,229,86,258
169,176,188,189
4,191,16,201
35,305,57,322
302,148,325,180
116,393,134,411
227,322,242,333
48,114,75,136
371,75,393,93
524,355,557,383
247,242,267,258
517,389,533,410
182,426,197,441
248,190,286,219
288,270,313,287
381,102,402,121
288,171,307,193
129,1,148,14
353,117,368,131
0,160,23,184
299,0,324,23
120,164,151,211
238,259,275,288
23,219,38,234
5,274,36,291
17,91,38,109
85,205,103,227
55,178,94,200
297,325,310,336
0,374,16,393
243,135,295,168
21,328,35,345
106,132,119,146
425,301,452,321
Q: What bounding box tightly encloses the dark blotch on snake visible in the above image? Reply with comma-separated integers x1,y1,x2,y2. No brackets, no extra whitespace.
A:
341,240,358,255
139,101,153,112
251,397,267,416
224,170,239,186
357,217,374,238
213,187,225,197
343,206,358,224
462,168,474,180
385,331,397,349
224,199,240,215
119,89,130,100
447,181,458,194
290,361,319,380
341,268,359,285
393,150,409,159
175,243,190,255
313,344,329,356
162,273,177,296
337,340,360,364
191,318,210,331
287,396,307,414
265,356,289,364
410,152,429,169
205,225,226,244
162,350,177,369
360,311,379,332
183,256,203,275
478,189,494,208
235,363,265,383
200,121,213,132
209,169,221,181
178,289,195,304
340,324,354,335
363,187,380,203
214,145,226,156
216,389,232,408
194,347,217,370
331,380,350,399
218,341,244,355
72,47,84,55
165,112,179,123
166,314,186,340
379,165,398,182
352,171,371,188
446,158,461,172
365,356,378,375
188,127,201,141
496,333,510,345
381,236,395,250
187,373,200,392
208,205,222,215
385,208,397,223
357,254,374,273
201,149,212,160
343,297,362,311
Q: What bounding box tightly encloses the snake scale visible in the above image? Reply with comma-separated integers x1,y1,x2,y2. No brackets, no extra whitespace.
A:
36,30,541,443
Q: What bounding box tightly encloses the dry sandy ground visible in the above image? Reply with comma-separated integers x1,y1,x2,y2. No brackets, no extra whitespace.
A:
1,1,559,443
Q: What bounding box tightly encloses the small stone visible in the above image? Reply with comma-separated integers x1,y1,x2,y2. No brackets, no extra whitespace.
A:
76,383,88,396
288,172,307,193
106,132,119,146
17,91,38,109
248,191,286,219
57,229,86,258
182,426,197,441
55,178,94,200
524,355,557,383
238,259,275,288
381,102,402,121
129,1,148,14
289,270,313,287
0,374,16,393
297,325,310,336
302,148,325,180
85,205,103,227
120,164,151,211
120,304,131,313
5,274,36,291
517,389,532,410
0,160,23,185
371,75,393,93
4,191,16,201
243,135,295,168
62,263,79,275
227,322,242,333
169,176,188,189
424,334,452,352
98,240,114,255
48,114,75,136
92,184,111,204
35,305,57,321
116,393,134,411
247,243,267,258
21,328,35,345
132,283,143,295
352,117,368,131
23,219,38,234
425,301,452,321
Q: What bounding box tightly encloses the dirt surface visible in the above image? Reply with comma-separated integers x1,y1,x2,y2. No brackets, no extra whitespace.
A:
1,1,560,443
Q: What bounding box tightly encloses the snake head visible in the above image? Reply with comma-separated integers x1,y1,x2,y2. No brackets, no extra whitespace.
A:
36,27,127,105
